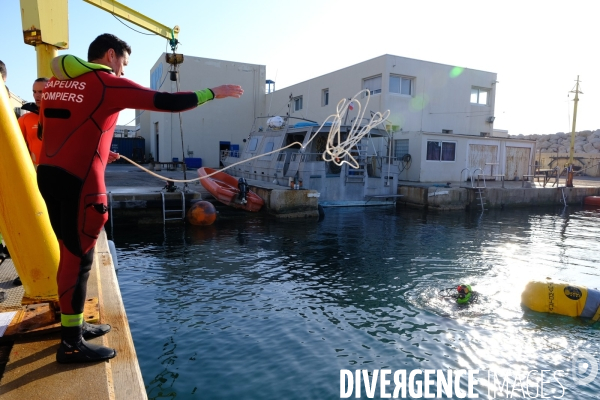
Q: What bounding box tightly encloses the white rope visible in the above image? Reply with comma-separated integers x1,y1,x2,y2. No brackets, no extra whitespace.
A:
121,89,390,183
321,90,390,169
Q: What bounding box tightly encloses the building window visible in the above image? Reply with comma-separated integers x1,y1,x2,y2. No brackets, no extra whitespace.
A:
293,96,303,111
363,75,382,95
470,87,489,105
389,75,413,95
426,141,456,161
150,63,163,90
394,139,409,159
322,89,329,106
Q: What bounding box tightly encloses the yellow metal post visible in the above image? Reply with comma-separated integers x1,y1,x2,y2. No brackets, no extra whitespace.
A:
0,79,59,302
20,0,69,77
35,44,58,78
566,76,581,188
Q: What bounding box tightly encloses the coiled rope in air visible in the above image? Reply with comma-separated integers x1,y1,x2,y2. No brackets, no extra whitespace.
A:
120,89,390,183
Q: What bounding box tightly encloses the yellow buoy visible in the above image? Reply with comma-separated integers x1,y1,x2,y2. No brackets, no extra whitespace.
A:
521,280,600,320
0,79,59,302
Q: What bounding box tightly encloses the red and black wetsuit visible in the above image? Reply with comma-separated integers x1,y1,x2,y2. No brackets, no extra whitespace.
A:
37,55,213,316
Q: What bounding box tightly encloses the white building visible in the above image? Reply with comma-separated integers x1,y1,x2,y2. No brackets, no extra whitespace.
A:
143,54,266,167
264,54,535,182
8,90,25,118
141,54,535,182
114,124,140,138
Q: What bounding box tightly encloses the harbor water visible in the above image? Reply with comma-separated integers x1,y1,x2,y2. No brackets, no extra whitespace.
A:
112,206,600,399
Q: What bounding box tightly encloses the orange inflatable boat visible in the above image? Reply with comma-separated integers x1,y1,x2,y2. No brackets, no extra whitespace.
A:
198,167,264,212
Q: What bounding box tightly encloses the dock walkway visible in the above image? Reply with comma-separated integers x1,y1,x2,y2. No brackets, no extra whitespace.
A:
104,163,600,213
0,231,146,400
105,164,320,222
398,176,600,210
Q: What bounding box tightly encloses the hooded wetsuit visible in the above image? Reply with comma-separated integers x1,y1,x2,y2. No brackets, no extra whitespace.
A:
37,55,214,317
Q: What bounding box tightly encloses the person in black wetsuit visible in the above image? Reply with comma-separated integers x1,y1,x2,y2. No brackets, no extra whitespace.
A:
38,34,243,363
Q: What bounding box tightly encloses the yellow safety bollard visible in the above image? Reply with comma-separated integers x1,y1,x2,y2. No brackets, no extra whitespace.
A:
0,79,59,302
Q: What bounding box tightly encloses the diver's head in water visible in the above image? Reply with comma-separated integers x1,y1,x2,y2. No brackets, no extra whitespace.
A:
456,284,472,304
439,284,477,304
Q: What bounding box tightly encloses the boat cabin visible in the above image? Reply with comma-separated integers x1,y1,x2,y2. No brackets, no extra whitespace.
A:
222,118,402,206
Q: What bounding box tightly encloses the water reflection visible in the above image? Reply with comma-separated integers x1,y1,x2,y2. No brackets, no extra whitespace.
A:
115,206,600,399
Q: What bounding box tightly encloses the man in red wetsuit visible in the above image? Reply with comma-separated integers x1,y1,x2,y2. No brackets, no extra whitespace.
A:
37,33,243,363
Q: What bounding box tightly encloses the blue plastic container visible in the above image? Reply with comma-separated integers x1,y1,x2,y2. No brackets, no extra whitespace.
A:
110,137,145,162
185,158,202,168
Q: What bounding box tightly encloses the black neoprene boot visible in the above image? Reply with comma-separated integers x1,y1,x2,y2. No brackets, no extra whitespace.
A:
56,325,116,364
82,321,112,339
0,245,9,260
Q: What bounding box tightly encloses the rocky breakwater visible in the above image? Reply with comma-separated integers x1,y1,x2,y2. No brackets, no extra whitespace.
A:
511,129,600,154
510,130,600,176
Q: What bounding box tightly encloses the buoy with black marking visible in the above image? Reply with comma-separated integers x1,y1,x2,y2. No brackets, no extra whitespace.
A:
521,280,600,321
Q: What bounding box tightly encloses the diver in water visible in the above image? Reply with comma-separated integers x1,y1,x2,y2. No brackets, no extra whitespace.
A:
456,284,478,304
441,284,479,304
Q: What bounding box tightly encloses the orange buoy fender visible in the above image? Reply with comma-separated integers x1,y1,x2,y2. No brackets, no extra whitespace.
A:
583,196,600,206
187,201,217,226
521,281,600,320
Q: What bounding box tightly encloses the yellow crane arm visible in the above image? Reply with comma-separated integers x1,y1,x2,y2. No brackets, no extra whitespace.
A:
82,0,179,41
21,0,179,77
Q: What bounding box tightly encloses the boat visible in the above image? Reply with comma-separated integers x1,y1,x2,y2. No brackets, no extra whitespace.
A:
220,116,402,207
198,167,264,212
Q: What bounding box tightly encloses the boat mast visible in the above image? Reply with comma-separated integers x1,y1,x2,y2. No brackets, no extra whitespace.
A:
566,76,582,187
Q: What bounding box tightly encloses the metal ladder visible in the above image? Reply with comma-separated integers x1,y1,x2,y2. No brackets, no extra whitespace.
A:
345,142,367,184
460,167,486,211
475,188,486,211
108,192,114,240
161,191,186,224
559,187,568,206
472,168,486,211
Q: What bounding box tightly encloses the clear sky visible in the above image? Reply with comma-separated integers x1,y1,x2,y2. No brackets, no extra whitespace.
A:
3,0,599,135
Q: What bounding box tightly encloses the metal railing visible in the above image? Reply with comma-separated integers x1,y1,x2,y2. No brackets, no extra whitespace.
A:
472,168,486,188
